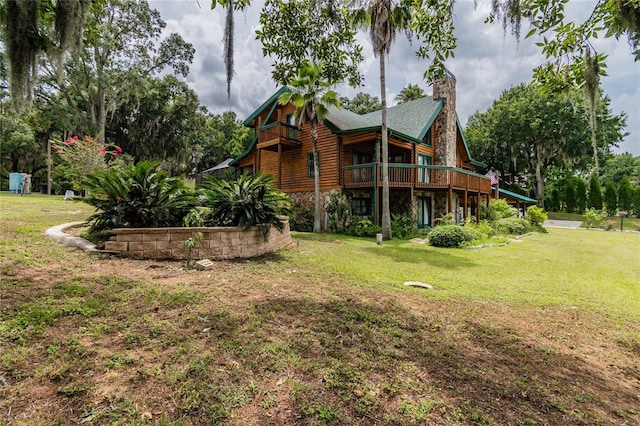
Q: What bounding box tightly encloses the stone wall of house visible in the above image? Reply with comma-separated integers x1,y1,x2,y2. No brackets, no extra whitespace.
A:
103,217,291,260
433,71,457,168
287,189,344,231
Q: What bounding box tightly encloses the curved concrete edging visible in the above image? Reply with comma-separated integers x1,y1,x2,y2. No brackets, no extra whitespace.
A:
45,222,97,251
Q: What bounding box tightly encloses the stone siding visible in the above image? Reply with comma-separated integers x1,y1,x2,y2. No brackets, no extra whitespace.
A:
104,217,291,260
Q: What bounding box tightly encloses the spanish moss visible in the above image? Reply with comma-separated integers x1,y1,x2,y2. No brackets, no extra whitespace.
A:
613,0,640,60
488,0,522,40
4,0,38,110
223,0,234,98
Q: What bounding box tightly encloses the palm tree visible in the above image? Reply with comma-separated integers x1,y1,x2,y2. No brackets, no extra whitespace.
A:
395,83,425,104
278,62,340,233
350,0,412,240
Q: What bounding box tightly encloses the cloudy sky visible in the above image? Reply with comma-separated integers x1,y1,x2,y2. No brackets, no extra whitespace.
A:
150,0,639,156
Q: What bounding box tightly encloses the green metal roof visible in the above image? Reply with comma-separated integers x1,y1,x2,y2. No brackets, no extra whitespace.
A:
234,88,486,167
242,87,290,126
497,188,537,204
324,96,443,143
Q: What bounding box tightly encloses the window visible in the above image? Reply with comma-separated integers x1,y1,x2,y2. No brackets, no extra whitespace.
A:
422,128,432,146
307,152,320,178
418,154,432,184
285,113,298,140
389,153,404,163
352,151,372,165
351,198,371,216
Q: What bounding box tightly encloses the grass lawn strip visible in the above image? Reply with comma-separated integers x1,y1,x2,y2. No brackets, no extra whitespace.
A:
1,193,639,425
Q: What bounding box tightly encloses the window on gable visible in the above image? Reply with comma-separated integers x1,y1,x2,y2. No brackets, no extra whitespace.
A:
308,152,320,178
422,128,432,146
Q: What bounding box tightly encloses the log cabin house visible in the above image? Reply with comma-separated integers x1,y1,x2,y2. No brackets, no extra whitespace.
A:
231,72,501,230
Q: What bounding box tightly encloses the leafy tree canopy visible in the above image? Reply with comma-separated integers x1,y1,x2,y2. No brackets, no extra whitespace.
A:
256,0,363,87
340,92,381,114
465,83,626,204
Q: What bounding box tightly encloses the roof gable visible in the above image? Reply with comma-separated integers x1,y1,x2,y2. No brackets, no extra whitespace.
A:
243,87,290,126
324,96,443,143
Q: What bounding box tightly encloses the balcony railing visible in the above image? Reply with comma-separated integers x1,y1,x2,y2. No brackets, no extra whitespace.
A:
258,122,300,145
343,163,492,193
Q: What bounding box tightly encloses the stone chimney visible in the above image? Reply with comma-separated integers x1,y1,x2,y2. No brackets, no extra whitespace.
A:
432,70,457,167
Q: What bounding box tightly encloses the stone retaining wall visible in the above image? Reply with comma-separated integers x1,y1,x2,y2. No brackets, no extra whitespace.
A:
104,217,291,260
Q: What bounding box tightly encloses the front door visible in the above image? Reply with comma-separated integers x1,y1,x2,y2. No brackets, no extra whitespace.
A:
417,197,431,229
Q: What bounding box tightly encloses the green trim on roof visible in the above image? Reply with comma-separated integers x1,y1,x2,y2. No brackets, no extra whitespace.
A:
242,87,290,126
417,100,443,141
497,188,537,204
230,133,258,166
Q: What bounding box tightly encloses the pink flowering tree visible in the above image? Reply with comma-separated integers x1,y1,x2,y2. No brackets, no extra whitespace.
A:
53,136,122,194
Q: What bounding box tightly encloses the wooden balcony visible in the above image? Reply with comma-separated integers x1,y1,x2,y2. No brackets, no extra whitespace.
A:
257,122,301,152
343,163,492,194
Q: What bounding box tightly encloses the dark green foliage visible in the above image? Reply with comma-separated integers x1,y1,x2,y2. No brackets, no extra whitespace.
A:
289,202,314,232
391,214,418,239
199,171,291,234
343,219,381,238
491,218,531,236
82,161,196,231
546,188,561,211
634,186,640,218
340,92,380,114
325,194,350,232
564,178,577,212
427,225,474,248
617,176,633,212
604,181,618,215
576,178,587,213
588,174,603,210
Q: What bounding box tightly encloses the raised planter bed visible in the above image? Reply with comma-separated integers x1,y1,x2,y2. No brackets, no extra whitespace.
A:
104,217,291,260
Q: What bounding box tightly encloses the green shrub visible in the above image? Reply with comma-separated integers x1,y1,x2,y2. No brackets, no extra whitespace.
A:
289,202,314,232
490,199,517,220
583,208,606,229
462,219,494,243
525,205,548,226
435,213,454,226
427,225,473,248
199,171,291,235
343,219,381,238
82,161,197,231
325,194,350,232
391,214,417,239
492,217,531,235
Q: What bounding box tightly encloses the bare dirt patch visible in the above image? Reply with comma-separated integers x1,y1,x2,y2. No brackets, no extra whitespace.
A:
2,244,639,425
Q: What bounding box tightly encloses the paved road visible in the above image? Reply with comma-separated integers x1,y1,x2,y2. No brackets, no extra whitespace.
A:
543,220,583,228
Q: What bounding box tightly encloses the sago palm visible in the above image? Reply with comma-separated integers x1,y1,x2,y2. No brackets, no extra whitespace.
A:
278,61,339,233
82,160,197,231
199,171,291,236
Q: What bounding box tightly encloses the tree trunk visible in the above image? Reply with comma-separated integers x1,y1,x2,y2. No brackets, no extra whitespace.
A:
380,54,392,240
534,144,544,207
311,122,321,233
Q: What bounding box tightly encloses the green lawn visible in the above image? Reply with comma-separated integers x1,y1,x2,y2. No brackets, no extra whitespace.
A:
1,192,639,425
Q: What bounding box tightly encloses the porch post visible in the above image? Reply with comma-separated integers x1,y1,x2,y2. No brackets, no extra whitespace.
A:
448,169,454,214
372,165,378,226
277,144,282,189
476,193,481,223
463,189,468,221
